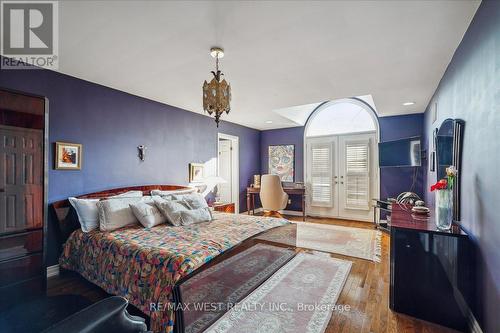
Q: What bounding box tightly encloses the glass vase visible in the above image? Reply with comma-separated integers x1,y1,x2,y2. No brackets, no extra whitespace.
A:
435,189,453,230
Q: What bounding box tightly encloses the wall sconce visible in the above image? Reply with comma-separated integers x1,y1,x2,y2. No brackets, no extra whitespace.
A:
137,145,147,161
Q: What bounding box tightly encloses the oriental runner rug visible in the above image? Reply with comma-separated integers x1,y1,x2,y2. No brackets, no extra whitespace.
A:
181,243,296,333
204,252,352,333
256,222,381,262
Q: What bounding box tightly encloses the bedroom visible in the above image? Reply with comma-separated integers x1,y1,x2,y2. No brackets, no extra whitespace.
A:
0,1,498,333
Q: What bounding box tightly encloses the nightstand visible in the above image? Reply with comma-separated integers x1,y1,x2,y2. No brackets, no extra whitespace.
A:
212,202,235,213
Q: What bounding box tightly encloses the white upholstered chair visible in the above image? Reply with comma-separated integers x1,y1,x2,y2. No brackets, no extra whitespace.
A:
259,174,288,218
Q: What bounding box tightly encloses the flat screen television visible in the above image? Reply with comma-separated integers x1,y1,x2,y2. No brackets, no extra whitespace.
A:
379,136,421,167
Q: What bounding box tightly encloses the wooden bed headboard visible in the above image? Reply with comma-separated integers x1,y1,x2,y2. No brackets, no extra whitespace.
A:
52,184,193,242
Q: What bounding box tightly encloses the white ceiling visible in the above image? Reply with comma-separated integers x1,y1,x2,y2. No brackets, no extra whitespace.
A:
56,0,480,130
273,102,323,127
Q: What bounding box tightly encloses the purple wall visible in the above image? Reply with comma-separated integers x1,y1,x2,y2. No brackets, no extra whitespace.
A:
261,127,305,181
260,127,304,211
422,2,499,331
379,114,424,199
260,113,425,211
0,64,261,265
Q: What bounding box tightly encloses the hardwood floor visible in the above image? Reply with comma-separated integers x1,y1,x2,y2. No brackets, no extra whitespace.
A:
286,215,459,333
47,214,460,333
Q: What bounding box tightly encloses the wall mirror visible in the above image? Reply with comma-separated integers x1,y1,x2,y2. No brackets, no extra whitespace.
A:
435,118,464,221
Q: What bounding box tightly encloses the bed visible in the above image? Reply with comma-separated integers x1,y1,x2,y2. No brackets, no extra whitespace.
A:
53,185,290,333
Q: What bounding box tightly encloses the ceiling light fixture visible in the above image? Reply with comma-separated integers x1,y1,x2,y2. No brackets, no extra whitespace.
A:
203,47,231,127
265,120,273,124
402,102,415,106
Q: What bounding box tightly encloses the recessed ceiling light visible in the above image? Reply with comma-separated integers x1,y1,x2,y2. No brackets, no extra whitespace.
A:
265,120,273,124
402,102,415,106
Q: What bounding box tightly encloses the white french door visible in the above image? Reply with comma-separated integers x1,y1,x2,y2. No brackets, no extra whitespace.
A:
306,132,377,222
307,136,339,217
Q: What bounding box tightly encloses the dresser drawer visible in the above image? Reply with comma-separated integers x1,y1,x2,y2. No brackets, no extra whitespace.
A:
0,230,43,261
0,253,43,287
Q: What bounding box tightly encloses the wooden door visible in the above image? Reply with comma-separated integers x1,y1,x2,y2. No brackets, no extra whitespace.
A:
0,125,43,233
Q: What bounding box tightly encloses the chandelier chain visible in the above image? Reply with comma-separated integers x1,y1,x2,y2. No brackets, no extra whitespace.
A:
216,53,219,73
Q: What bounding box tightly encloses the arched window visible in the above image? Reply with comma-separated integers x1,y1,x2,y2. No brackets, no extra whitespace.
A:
305,99,377,137
304,98,379,222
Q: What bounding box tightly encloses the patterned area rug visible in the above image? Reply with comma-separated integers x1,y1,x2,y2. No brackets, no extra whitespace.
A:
181,243,296,333
204,252,352,333
256,222,381,262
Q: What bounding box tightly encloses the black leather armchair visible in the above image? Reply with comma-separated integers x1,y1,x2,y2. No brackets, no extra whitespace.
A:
43,296,148,333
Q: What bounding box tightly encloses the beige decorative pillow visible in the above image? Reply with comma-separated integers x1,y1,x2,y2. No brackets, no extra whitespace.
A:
69,190,143,233
130,201,166,228
98,197,143,231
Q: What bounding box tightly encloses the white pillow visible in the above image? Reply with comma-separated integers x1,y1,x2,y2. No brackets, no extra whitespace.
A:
113,190,144,198
153,197,189,226
68,191,144,233
172,193,208,210
68,197,100,232
172,193,213,221
154,197,212,226
151,188,197,197
97,197,144,232
130,201,166,228
180,208,212,226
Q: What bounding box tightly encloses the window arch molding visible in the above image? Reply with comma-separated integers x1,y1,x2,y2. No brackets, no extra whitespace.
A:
303,97,381,207
304,98,380,138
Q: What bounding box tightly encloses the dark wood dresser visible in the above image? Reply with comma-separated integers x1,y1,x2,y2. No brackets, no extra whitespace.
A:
0,88,48,309
389,205,475,331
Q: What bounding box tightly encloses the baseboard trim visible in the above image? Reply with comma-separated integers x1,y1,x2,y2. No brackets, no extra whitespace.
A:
306,213,372,223
47,264,60,278
241,208,264,215
241,208,372,222
281,210,303,216
242,208,304,217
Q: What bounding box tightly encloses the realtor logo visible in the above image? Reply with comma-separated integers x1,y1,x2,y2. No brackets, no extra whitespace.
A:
1,0,58,69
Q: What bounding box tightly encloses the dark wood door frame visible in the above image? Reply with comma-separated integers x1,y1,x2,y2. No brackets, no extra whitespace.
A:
0,86,49,288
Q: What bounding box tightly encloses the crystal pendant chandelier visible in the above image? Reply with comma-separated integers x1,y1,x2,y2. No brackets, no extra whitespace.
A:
203,47,231,127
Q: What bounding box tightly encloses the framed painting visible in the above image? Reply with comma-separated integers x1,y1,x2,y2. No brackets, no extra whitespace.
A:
268,144,295,182
55,142,82,170
189,163,205,182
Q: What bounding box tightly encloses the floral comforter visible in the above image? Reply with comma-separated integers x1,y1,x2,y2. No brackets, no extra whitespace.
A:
59,212,289,332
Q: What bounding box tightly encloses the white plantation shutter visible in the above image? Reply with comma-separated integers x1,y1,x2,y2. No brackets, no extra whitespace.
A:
310,143,333,207
344,140,370,210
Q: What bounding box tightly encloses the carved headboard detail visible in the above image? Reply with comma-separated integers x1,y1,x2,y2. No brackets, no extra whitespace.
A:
52,184,193,243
